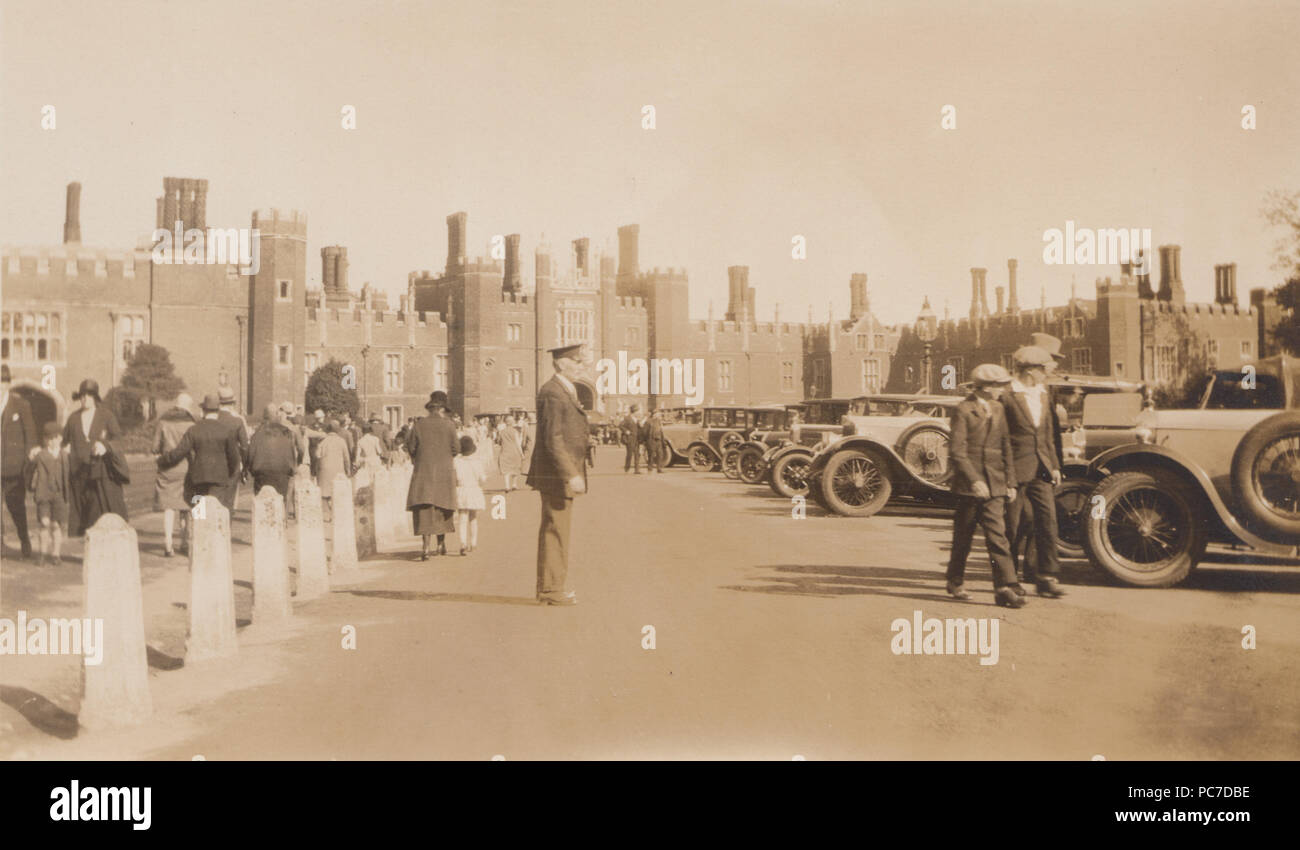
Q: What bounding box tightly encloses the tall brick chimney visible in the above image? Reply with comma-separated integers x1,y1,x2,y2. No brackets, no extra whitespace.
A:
970,268,981,319
726,266,751,322
1135,248,1154,298
1226,262,1237,305
446,212,467,272
618,224,639,279
1214,263,1238,305
322,246,338,292
849,273,869,320
1157,244,1183,301
192,179,207,230
995,285,1005,315
572,237,590,277
978,268,989,317
178,179,195,231
63,182,81,244
161,177,180,231
503,233,521,292
335,246,348,293
1006,258,1019,312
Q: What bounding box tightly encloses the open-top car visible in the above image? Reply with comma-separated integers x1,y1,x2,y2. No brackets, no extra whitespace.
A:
804,394,962,516
1078,358,1300,587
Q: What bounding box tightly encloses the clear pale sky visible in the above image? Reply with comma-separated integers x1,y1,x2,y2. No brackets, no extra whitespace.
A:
3,0,1297,325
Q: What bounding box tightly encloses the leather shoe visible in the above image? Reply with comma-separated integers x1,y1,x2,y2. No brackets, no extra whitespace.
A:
1036,577,1068,598
946,581,972,600
995,587,1027,608
1010,583,1027,597
538,591,577,606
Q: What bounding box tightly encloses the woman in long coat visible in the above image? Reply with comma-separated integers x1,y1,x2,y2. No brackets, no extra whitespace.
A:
496,418,524,491
63,378,128,536
315,420,352,520
405,391,459,559
153,392,197,556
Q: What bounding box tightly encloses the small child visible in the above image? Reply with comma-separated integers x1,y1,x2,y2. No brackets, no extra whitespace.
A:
453,435,487,556
28,422,70,566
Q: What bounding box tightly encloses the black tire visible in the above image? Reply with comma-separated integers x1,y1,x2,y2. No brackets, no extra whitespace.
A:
687,444,715,473
719,431,744,451
737,446,767,484
769,452,812,498
819,448,893,517
897,424,952,487
1081,470,1207,587
1053,477,1093,558
1230,411,1300,543
721,447,741,479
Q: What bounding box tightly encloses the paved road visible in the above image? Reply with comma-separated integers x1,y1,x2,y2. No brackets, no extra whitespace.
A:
11,448,1300,760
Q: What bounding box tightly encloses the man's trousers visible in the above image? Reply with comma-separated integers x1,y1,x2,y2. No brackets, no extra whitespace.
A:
536,489,573,595
947,494,1019,588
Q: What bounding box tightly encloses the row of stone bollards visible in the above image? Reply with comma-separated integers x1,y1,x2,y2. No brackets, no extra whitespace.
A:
78,462,415,731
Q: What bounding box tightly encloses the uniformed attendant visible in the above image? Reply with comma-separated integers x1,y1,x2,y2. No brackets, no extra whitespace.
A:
527,343,590,605
946,364,1024,608
1004,345,1067,598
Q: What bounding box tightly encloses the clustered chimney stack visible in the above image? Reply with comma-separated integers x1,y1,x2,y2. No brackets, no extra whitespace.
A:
849,273,869,320
1157,244,1184,302
63,182,81,244
155,177,208,233
503,233,521,293
335,246,348,293
726,266,754,322
321,246,338,292
995,285,1005,315
1214,262,1239,306
572,237,590,277
969,268,989,319
1006,258,1019,312
446,212,468,272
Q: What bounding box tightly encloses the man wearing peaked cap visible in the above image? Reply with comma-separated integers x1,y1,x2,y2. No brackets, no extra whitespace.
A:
527,342,590,605
1004,342,1067,598
946,363,1026,608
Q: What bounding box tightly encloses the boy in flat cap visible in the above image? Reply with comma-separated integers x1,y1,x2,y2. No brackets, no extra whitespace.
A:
527,343,590,605
947,363,1024,607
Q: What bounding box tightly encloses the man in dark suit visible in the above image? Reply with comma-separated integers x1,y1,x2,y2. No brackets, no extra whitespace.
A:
620,405,642,473
158,394,244,513
527,343,590,605
947,363,1024,608
1,365,37,558
216,385,250,512
645,409,665,473
1003,345,1067,598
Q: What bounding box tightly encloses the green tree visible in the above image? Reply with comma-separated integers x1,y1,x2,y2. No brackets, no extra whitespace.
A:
118,343,186,421
304,358,360,419
1263,189,1300,354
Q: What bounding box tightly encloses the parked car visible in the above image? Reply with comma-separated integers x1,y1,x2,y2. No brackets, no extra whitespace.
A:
662,405,756,472
763,398,862,496
804,394,962,516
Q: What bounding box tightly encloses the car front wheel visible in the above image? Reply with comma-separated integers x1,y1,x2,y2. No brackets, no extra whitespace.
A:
1081,470,1206,587
687,445,715,472
819,449,893,517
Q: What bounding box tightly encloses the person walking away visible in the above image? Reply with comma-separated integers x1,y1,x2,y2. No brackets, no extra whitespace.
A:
216,385,250,513
621,405,642,474
528,343,590,605
153,393,197,556
405,391,459,559
1,363,37,558
248,402,301,499
497,419,524,491
454,434,487,555
157,393,241,514
27,422,70,565
355,420,385,474
1004,345,1067,599
945,364,1025,608
646,409,665,472
63,379,128,536
315,420,351,522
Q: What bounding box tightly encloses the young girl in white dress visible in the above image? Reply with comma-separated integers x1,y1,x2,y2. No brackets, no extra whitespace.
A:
453,434,487,556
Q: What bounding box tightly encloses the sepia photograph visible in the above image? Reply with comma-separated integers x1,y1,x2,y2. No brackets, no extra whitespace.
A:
1,0,1297,828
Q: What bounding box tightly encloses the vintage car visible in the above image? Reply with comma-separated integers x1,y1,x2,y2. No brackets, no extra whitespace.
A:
661,405,757,471
724,404,805,481
1078,357,1300,587
804,394,963,516
763,398,863,496
655,406,703,466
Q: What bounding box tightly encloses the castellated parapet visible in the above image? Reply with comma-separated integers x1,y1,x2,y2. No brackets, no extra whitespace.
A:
252,208,308,239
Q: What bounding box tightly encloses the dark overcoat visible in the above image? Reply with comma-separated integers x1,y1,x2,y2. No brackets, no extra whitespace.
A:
948,395,1016,498
62,406,128,535
1,392,37,478
526,376,589,497
405,413,459,510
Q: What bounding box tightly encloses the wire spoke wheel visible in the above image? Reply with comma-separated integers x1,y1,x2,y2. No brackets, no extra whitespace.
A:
898,426,951,486
820,449,893,517
1083,470,1205,587
770,453,811,498
1253,434,1300,520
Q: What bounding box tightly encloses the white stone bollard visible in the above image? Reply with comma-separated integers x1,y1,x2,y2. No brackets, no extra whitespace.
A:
331,474,358,571
80,513,152,729
188,495,238,662
390,463,412,541
294,478,329,600
252,486,292,625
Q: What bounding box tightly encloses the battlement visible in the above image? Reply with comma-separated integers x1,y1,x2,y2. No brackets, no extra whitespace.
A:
500,292,530,305
306,306,447,329
252,208,307,237
616,296,646,309
1148,300,1253,318
3,244,148,279
641,266,688,282
460,258,503,275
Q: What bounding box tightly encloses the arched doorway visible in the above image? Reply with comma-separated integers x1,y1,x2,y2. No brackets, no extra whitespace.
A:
9,380,65,436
